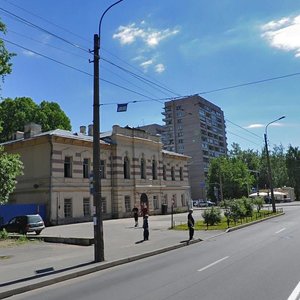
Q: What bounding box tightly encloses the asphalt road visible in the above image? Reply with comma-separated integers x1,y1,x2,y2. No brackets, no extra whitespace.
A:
10,205,300,300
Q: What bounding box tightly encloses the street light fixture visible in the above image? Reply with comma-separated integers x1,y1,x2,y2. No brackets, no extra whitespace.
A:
92,0,124,263
264,116,285,213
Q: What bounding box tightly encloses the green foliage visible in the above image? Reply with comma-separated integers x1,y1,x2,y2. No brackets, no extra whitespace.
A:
252,197,264,213
0,19,15,85
207,154,253,201
202,207,222,227
0,228,8,239
286,146,300,200
0,145,24,204
0,97,71,142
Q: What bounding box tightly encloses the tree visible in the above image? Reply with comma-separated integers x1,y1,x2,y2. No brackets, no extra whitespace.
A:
0,19,15,85
286,146,300,200
207,155,253,201
0,145,23,204
0,97,71,142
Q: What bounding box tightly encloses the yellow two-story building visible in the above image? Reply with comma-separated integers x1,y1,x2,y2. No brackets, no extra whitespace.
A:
3,123,191,225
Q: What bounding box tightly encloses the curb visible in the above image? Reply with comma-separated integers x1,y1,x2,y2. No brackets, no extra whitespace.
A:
0,238,202,299
226,212,285,233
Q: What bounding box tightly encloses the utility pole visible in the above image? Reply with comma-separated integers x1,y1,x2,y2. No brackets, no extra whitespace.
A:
92,0,125,263
92,33,104,262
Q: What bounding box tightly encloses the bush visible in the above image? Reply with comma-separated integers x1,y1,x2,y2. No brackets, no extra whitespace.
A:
253,197,264,213
0,229,8,240
202,207,222,228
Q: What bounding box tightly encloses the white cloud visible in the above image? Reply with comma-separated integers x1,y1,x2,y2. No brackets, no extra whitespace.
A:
113,22,179,48
261,15,300,57
140,59,153,71
22,50,36,57
155,63,165,73
246,124,264,129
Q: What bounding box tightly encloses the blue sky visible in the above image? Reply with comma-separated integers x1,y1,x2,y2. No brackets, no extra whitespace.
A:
0,0,299,152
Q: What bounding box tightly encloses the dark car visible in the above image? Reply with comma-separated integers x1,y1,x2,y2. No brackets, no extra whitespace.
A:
0,214,45,235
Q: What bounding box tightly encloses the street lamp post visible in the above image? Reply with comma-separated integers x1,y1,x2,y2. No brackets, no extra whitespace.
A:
264,116,285,213
92,0,124,263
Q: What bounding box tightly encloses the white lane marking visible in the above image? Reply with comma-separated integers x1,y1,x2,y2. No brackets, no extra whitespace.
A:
287,281,300,300
197,256,229,272
275,228,286,234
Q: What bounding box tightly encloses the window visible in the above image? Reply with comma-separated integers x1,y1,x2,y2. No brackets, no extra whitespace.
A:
141,158,146,179
178,139,183,144
181,194,185,206
101,197,107,214
163,194,168,205
64,156,72,178
83,158,90,179
172,195,177,208
100,160,106,179
83,198,90,216
153,196,159,209
125,196,131,212
152,159,157,180
180,167,184,181
177,119,182,124
171,167,175,181
163,165,167,180
124,157,130,179
64,199,72,218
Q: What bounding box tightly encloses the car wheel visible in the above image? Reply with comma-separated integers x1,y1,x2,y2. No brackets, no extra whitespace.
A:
35,230,42,235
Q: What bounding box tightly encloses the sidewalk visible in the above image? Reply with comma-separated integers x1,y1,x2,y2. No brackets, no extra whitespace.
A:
0,210,224,299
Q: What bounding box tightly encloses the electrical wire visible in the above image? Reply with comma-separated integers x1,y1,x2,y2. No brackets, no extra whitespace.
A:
1,37,165,101
0,7,90,54
225,119,262,140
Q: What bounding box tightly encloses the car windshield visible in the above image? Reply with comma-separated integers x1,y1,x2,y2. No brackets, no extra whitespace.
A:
27,215,42,223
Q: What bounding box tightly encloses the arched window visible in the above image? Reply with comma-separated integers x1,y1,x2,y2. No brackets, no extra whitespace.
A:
163,165,167,180
152,159,157,180
124,157,130,179
141,158,146,179
171,166,175,181
179,167,184,181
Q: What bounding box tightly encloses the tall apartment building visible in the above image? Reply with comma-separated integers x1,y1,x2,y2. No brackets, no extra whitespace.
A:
162,95,227,200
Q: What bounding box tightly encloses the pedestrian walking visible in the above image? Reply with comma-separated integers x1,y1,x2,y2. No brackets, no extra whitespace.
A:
132,206,139,227
187,208,194,241
143,215,149,241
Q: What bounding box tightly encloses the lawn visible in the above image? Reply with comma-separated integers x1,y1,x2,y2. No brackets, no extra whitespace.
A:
173,210,281,231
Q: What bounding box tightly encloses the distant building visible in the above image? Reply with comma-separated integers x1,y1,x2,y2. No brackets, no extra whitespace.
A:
3,123,191,225
138,124,165,137
162,95,227,200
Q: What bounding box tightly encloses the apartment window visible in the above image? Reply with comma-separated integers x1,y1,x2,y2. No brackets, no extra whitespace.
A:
83,198,90,216
125,196,131,212
153,195,159,209
176,105,182,110
178,139,183,144
152,159,157,180
179,167,184,181
141,158,146,179
64,199,72,218
83,158,90,179
100,160,106,179
64,156,72,178
177,119,182,124
163,165,167,180
101,197,107,214
124,157,130,179
178,132,183,137
171,167,175,181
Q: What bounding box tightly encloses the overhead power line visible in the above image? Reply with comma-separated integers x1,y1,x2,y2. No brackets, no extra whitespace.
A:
225,119,262,140
0,7,89,54
1,38,165,101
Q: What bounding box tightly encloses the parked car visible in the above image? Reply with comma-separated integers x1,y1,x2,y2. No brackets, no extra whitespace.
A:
0,214,45,235
193,199,216,207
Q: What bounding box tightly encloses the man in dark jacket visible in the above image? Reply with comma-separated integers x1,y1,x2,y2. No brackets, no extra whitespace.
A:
187,209,195,241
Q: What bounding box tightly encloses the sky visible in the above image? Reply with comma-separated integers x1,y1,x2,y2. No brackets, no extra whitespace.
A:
0,0,299,153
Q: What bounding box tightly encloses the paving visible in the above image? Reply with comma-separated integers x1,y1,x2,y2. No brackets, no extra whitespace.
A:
0,209,225,299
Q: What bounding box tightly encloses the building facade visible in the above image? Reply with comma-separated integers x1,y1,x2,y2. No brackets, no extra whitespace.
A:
162,95,227,200
3,124,190,225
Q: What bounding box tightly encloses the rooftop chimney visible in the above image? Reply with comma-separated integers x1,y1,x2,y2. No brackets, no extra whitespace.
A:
88,124,93,136
80,126,86,135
